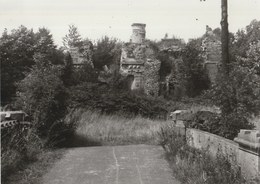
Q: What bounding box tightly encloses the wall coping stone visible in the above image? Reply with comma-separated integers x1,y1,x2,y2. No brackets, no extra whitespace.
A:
234,129,260,154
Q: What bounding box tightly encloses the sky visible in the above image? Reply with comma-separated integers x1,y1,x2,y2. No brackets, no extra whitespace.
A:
0,0,259,46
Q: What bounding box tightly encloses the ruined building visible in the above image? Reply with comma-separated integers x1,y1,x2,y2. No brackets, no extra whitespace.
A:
158,36,185,98
69,41,94,68
120,23,161,96
201,25,221,83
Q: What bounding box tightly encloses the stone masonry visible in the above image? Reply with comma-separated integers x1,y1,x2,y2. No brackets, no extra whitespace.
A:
120,23,161,96
201,25,221,83
172,110,260,180
69,41,94,68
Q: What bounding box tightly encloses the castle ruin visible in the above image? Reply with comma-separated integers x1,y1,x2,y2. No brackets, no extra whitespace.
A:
201,25,221,83
120,23,161,96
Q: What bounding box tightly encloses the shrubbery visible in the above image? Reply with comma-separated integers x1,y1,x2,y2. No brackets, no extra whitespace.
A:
1,127,43,181
158,125,246,184
68,81,172,119
16,54,68,138
187,110,254,140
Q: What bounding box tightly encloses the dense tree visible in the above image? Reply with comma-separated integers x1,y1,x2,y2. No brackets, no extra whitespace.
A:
62,25,83,49
207,20,260,139
93,36,121,70
61,52,74,87
34,27,64,65
16,53,67,137
0,26,36,104
0,26,64,105
181,40,210,97
35,28,56,55
231,19,260,59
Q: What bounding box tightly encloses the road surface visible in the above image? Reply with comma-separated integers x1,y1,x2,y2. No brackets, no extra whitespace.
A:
42,145,180,184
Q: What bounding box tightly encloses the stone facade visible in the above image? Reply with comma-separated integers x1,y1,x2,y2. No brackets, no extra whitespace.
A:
201,26,222,83
158,38,185,97
130,23,146,44
120,23,160,96
69,41,94,68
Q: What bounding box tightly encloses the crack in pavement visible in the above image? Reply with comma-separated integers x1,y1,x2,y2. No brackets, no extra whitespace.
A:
112,147,119,184
42,145,181,184
133,151,143,184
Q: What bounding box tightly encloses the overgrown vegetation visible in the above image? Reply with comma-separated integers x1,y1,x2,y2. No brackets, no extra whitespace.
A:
158,125,253,184
2,147,65,184
1,19,260,183
65,109,172,146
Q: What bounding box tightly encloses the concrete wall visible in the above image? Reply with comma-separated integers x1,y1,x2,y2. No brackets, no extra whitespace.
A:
187,128,239,159
186,128,260,180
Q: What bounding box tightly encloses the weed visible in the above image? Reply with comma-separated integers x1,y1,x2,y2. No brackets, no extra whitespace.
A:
158,125,247,184
65,109,172,146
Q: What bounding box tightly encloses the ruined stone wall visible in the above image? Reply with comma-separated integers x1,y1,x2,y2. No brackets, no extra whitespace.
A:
143,59,161,96
69,41,94,67
131,23,146,44
201,26,221,83
120,23,161,96
120,42,161,96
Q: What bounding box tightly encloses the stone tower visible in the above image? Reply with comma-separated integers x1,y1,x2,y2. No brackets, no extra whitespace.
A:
130,23,146,44
201,25,221,83
120,23,161,96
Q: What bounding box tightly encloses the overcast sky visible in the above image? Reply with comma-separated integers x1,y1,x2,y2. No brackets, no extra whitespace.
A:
0,0,259,46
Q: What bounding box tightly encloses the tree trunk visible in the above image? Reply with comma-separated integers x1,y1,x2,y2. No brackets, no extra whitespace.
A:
221,0,229,74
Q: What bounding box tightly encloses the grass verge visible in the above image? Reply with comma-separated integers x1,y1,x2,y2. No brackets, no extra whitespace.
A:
2,149,65,184
157,125,260,184
65,108,172,146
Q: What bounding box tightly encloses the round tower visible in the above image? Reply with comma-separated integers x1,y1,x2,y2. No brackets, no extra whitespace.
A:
130,23,146,44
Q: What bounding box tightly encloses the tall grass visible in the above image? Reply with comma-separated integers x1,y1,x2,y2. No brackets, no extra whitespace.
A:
158,125,260,184
65,108,172,146
1,127,43,182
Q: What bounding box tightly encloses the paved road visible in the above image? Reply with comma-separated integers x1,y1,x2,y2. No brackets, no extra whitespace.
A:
43,145,180,184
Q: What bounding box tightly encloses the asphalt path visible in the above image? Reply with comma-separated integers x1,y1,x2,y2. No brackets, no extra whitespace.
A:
42,145,180,184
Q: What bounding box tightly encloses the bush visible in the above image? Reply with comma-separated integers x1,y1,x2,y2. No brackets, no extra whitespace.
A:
68,82,175,119
16,54,68,138
46,119,76,147
158,125,245,184
1,126,43,181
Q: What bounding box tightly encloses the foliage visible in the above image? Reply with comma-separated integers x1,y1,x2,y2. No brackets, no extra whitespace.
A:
206,24,260,139
0,26,36,104
62,24,82,49
68,81,174,119
16,54,67,137
93,36,121,70
157,51,172,80
61,52,74,87
1,126,43,182
231,19,260,58
187,111,222,135
181,40,210,97
0,26,64,105
206,64,258,139
201,20,260,139
158,125,246,184
66,109,172,146
2,146,64,184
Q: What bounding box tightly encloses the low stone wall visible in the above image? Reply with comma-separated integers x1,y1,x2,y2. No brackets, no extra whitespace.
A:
187,128,239,157
186,128,260,180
